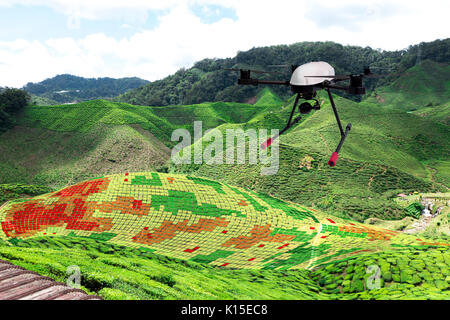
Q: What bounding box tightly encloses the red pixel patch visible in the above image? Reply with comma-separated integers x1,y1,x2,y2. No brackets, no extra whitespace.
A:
184,246,200,253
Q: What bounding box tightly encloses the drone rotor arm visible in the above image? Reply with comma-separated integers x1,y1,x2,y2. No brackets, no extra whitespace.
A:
223,68,283,75
304,75,350,82
255,80,290,85
321,82,349,92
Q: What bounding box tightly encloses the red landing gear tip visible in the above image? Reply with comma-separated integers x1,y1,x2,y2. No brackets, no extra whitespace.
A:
261,137,273,149
328,152,339,167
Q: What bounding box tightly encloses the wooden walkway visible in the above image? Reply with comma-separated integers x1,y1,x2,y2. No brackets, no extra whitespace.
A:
0,260,102,300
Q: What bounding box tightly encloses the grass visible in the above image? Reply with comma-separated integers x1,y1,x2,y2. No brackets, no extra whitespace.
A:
412,102,450,126
0,124,170,188
18,99,271,146
363,216,417,232
0,237,329,300
424,160,450,187
0,236,447,300
283,91,449,178
310,245,450,299
365,60,450,112
254,88,285,107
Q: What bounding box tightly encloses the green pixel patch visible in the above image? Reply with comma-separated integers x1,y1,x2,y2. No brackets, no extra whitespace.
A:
321,224,368,239
187,176,226,194
270,228,316,242
263,243,331,270
190,249,235,264
227,185,267,212
255,192,319,222
150,190,245,217
131,173,162,186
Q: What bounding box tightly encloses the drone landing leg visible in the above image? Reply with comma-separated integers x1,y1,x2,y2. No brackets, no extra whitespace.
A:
286,93,301,127
261,93,302,149
326,88,352,167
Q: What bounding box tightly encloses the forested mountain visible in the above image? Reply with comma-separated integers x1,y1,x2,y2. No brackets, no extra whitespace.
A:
116,38,449,106
23,74,149,104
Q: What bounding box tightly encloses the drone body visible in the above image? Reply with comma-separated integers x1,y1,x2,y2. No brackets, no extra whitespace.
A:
289,61,335,88
231,61,372,166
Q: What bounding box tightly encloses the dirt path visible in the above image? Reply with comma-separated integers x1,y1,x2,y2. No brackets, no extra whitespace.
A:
403,215,433,234
0,260,102,300
319,133,332,154
368,166,387,189
426,166,449,191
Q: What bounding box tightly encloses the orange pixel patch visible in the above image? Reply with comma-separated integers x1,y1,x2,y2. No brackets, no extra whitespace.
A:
0,172,447,270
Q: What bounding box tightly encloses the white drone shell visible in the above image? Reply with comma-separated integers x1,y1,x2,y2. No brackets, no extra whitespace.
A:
290,61,335,86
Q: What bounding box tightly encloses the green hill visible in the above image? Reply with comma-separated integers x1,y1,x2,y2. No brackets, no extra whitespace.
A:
0,100,172,187
0,99,273,188
23,74,149,104
365,60,450,112
29,94,58,106
363,60,450,127
411,103,450,126
284,92,449,179
254,88,284,107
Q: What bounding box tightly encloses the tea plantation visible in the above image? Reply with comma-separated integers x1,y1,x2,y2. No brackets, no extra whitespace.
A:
0,172,448,300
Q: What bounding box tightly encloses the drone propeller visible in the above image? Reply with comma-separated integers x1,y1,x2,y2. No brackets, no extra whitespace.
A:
223,68,283,75
304,66,393,81
268,64,298,67
268,64,299,73
305,72,388,81
304,75,350,82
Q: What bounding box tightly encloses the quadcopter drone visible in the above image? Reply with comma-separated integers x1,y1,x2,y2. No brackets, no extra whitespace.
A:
228,61,374,167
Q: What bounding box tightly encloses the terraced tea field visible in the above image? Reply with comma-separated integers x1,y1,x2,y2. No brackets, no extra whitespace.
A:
0,173,448,299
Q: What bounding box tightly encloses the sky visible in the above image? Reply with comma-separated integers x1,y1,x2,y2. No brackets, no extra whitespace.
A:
0,0,448,87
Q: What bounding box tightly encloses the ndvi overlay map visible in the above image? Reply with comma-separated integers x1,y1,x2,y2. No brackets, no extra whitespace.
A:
1,172,447,270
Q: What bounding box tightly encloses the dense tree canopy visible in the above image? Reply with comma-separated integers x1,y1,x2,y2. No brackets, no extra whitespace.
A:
0,88,30,132
23,75,149,104
117,38,450,106
0,88,30,114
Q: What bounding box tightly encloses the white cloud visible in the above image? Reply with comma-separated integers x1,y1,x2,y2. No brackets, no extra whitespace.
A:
0,0,449,87
45,37,81,55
